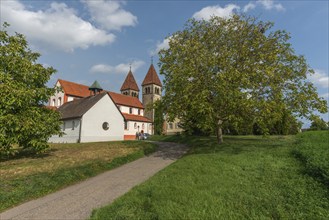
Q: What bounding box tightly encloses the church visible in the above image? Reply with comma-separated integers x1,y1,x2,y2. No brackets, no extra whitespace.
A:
48,63,167,143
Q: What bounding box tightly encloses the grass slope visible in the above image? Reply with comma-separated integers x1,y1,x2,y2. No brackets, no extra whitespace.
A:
293,131,329,187
91,134,329,219
0,141,157,212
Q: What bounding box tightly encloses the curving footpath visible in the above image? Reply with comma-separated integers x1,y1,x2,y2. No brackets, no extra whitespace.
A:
0,142,188,220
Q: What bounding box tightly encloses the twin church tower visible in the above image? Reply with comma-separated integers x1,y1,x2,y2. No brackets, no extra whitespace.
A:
120,63,162,121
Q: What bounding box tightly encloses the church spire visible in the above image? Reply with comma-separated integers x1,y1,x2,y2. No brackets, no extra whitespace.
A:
142,63,162,87
120,69,140,97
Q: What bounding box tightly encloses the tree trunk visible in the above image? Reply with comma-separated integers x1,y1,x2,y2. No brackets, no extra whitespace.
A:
216,119,223,144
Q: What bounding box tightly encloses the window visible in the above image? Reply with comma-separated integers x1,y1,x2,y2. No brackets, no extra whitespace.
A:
63,122,66,131
102,122,109,130
134,123,137,129
72,121,75,130
124,121,128,130
58,97,62,106
52,99,56,106
138,109,140,115
129,108,133,114
169,123,173,129
142,123,145,129
145,87,151,94
155,87,160,95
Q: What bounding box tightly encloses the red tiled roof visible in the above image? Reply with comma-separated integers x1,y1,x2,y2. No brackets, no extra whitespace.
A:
108,92,144,109
57,79,144,109
142,64,162,87
120,70,140,91
122,113,152,123
58,79,91,97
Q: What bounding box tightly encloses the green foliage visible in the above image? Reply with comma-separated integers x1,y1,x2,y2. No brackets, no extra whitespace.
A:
0,23,62,155
223,109,302,135
293,131,329,186
309,115,328,130
90,134,329,219
159,15,327,143
153,100,165,135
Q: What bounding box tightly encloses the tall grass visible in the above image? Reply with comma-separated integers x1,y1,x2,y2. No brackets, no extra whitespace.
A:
293,131,329,187
91,134,329,219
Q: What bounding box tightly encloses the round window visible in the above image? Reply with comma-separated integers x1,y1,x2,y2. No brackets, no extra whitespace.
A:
102,122,109,130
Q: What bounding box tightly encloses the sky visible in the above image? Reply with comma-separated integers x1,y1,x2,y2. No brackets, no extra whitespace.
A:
1,0,328,127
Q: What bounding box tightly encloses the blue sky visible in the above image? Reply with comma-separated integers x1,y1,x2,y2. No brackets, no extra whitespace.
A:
1,0,328,126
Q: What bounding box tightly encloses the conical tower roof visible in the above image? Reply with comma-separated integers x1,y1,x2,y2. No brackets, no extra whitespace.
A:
142,64,162,87
89,80,103,91
120,70,140,91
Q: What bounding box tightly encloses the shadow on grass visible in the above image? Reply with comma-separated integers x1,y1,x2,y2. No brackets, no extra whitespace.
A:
0,148,57,162
150,134,294,156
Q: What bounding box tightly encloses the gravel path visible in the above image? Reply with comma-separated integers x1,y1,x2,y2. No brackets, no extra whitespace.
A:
0,142,188,220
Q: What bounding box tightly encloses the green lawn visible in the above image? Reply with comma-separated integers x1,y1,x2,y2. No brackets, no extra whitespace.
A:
91,132,329,219
0,141,157,212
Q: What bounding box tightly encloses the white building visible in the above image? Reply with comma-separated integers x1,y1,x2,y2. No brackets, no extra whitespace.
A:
49,92,124,143
49,66,154,142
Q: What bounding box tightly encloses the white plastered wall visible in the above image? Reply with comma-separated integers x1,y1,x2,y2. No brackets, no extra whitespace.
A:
49,81,65,107
124,121,152,135
48,119,80,143
80,95,124,142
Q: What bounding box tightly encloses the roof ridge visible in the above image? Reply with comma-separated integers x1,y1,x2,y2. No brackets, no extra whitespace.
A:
58,79,90,88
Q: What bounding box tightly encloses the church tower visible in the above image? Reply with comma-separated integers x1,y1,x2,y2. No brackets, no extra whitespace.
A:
142,63,162,121
120,69,140,98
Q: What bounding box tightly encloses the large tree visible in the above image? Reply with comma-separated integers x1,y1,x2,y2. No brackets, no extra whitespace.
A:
159,15,327,144
0,23,62,156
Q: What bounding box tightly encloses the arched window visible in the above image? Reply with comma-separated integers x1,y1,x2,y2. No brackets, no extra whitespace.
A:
142,123,145,129
58,97,62,106
134,123,137,129
52,99,56,106
72,121,75,130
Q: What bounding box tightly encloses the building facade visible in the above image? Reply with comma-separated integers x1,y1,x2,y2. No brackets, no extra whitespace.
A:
48,63,182,142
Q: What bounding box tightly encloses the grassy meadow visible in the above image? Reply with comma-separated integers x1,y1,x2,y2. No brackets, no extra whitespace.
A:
91,131,329,219
0,141,157,212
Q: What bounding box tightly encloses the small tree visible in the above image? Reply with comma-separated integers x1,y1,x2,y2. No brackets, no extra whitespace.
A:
310,115,328,131
159,15,327,144
0,23,62,156
153,100,165,135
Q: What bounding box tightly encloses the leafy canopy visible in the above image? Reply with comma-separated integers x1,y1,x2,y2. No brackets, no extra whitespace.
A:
159,15,327,142
0,23,62,156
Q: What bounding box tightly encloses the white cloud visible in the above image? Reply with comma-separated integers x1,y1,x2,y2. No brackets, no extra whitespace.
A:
90,64,114,73
193,4,240,20
83,0,137,31
257,0,285,11
150,37,171,55
90,60,145,74
1,0,115,52
243,2,256,12
320,93,329,99
308,69,329,88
